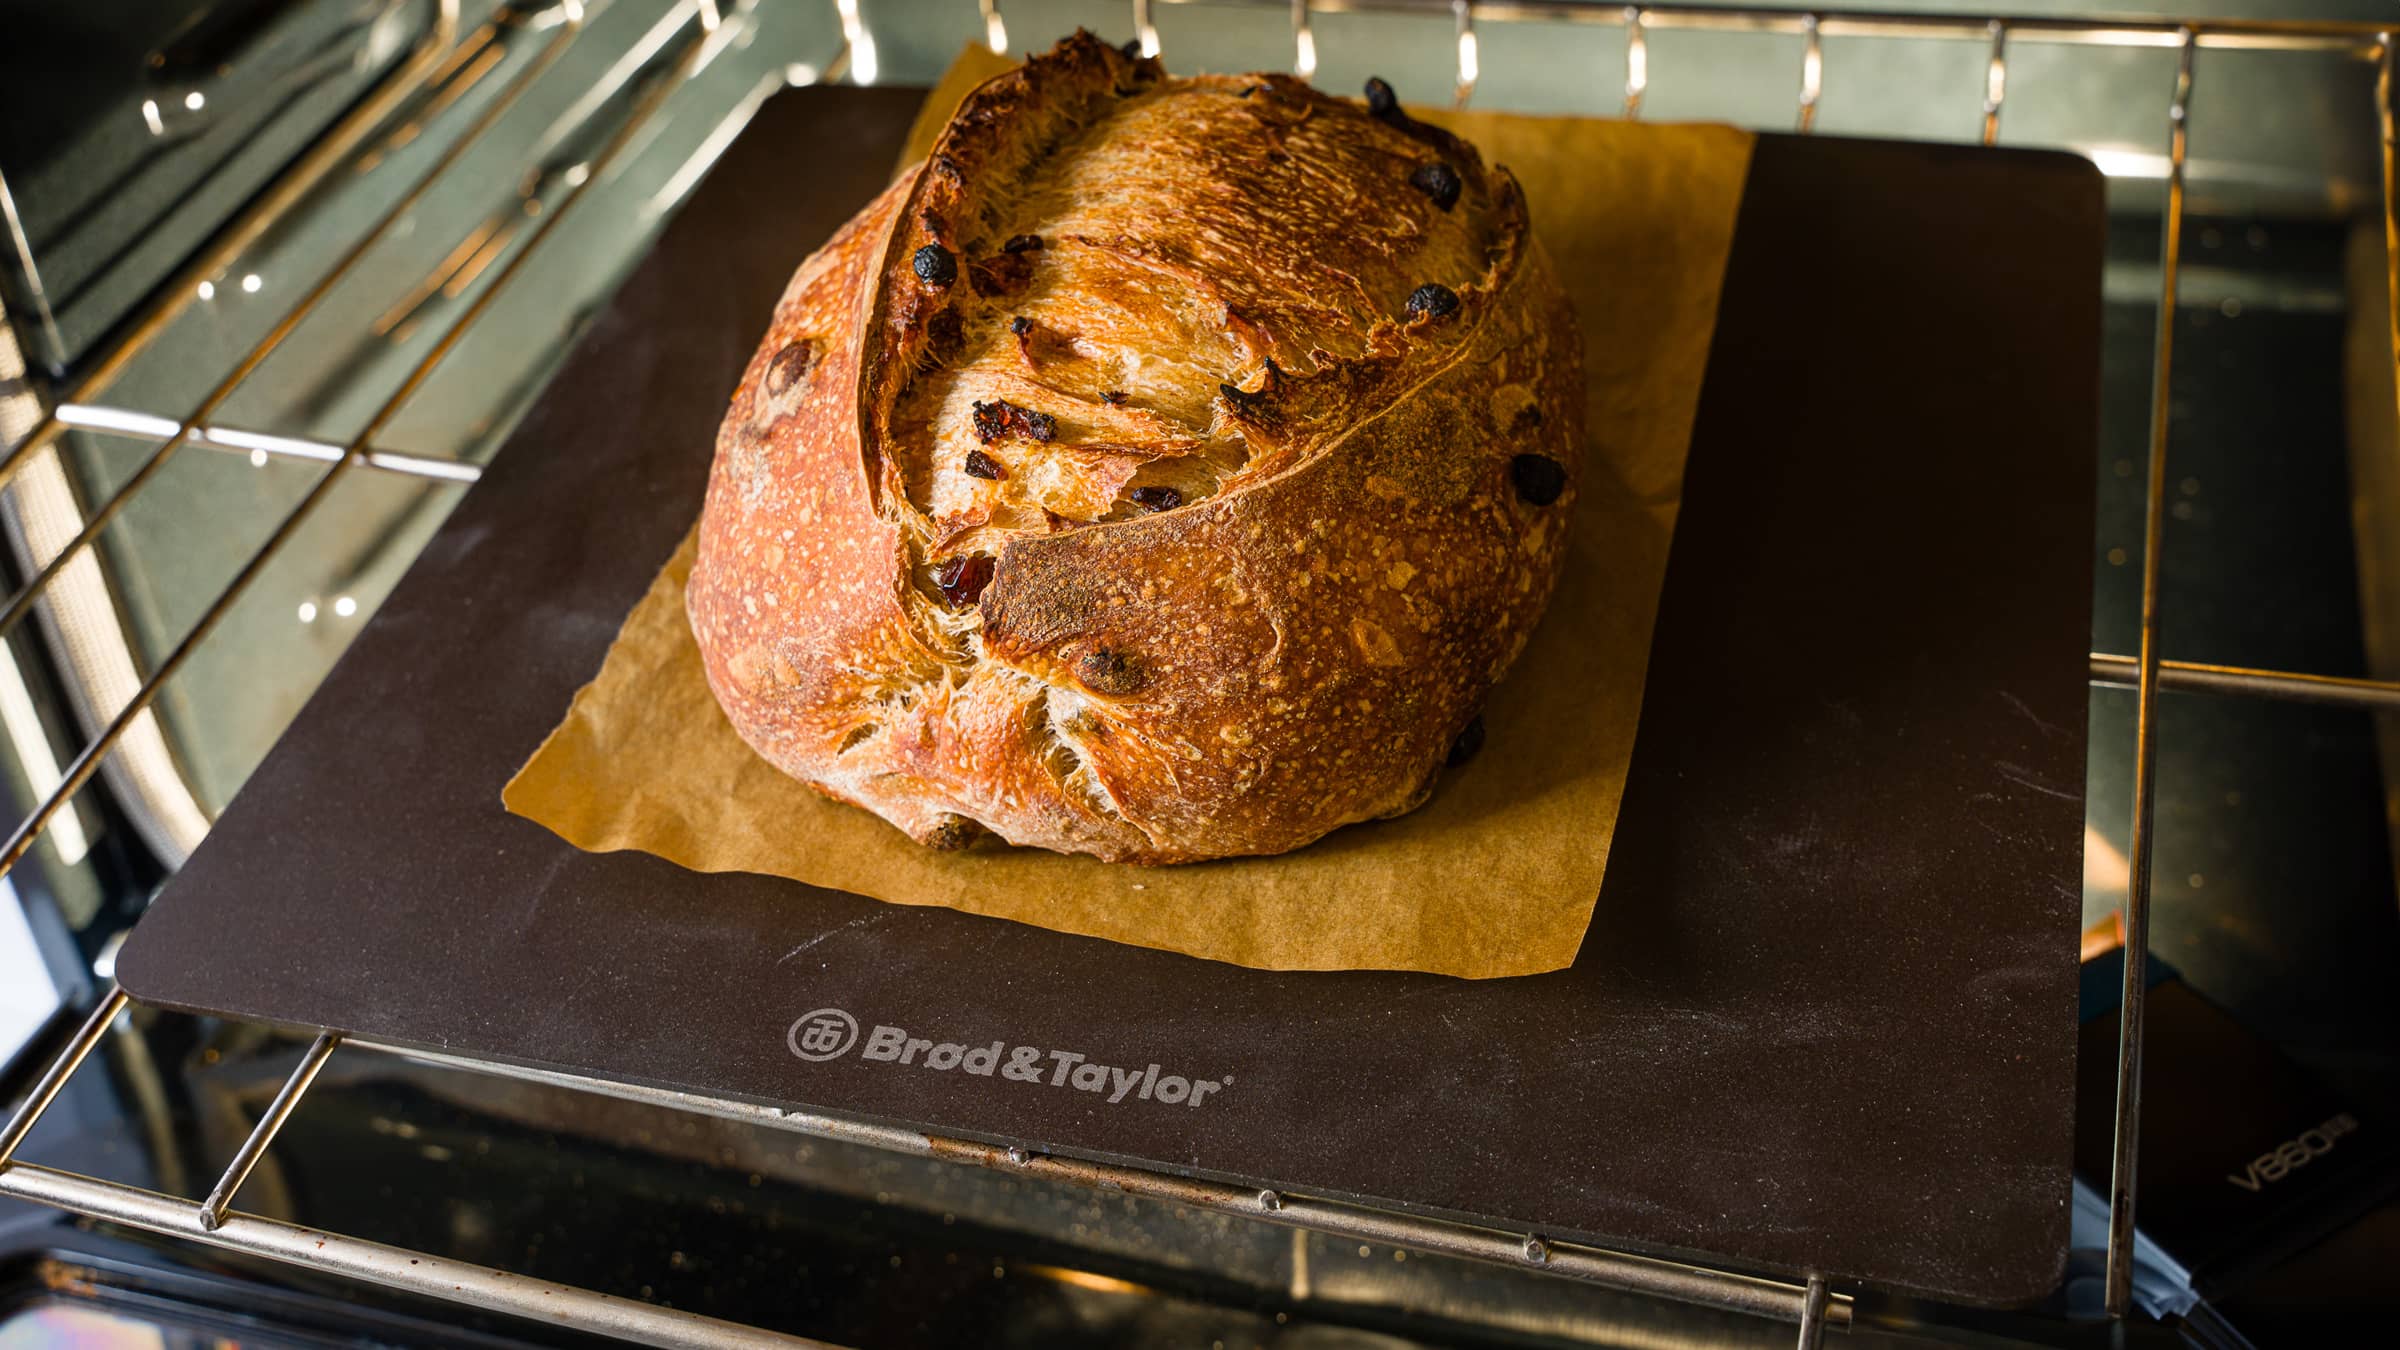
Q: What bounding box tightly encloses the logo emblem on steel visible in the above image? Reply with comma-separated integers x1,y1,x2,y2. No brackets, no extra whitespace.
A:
783,1008,1235,1109
786,1007,859,1062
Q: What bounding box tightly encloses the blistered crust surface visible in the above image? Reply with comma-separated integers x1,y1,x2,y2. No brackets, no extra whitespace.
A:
689,33,1583,863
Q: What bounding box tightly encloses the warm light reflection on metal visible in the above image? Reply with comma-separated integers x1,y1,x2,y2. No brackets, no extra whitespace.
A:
1135,0,1160,57
1983,20,2008,144
833,0,875,83
1454,3,1480,106
1797,14,1823,132
2086,146,2175,179
981,0,1008,54
2082,912,2127,963
2106,25,2197,1321
48,406,482,482
1293,0,1316,79
2090,652,2400,710
2084,824,2129,899
1623,7,1648,119
2379,33,2398,451
1024,1265,1151,1297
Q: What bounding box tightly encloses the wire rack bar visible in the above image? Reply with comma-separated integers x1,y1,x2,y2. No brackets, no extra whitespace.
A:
1623,6,1649,118
0,986,127,1167
0,5,581,657
2383,34,2399,457
1453,0,1478,107
198,1031,340,1231
0,990,839,1346
1980,20,2005,145
1796,1275,1831,1350
2089,654,2400,712
2103,23,2195,1321
351,1038,1856,1331
0,1162,838,1349
0,0,466,493
1162,0,2388,55
0,0,729,888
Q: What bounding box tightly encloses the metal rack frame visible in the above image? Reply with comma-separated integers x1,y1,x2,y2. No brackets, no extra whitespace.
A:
4,2,2398,1347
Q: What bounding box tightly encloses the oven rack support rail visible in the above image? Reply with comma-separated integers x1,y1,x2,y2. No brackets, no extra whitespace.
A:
0,2,2395,1347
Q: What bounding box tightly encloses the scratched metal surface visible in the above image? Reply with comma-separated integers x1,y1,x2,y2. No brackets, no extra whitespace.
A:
117,88,2100,1305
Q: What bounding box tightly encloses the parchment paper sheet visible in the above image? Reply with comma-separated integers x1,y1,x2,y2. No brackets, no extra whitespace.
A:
503,49,1753,979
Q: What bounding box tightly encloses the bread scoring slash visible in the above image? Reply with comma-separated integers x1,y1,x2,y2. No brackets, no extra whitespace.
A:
687,33,1583,864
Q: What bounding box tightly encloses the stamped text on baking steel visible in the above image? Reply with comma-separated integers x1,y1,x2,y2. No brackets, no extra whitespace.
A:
786,1007,1233,1108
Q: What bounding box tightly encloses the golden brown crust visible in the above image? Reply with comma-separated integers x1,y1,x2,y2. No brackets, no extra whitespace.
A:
689,33,1583,863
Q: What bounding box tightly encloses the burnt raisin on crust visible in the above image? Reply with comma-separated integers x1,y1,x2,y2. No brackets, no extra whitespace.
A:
912,244,957,286
1410,162,1462,211
1510,453,1568,506
694,33,1570,863
1405,283,1460,320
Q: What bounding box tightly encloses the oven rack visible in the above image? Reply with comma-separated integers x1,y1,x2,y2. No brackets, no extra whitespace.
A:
3,2,2397,1347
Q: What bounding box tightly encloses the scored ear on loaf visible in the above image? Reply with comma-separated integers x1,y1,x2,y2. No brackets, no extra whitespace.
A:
687,32,1584,864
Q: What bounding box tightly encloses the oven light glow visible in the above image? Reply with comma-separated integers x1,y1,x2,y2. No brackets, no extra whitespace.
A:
835,0,875,84
2085,823,2129,898
1135,0,1160,59
334,595,358,619
196,280,215,301
240,273,262,293
249,449,268,468
298,601,319,624
184,91,206,112
1625,7,1649,108
2085,146,2173,180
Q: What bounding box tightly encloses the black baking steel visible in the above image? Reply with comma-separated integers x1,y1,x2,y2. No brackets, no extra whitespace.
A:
119,88,2102,1306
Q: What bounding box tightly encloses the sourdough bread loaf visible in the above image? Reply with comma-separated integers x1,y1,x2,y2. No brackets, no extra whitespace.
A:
687,33,1583,864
